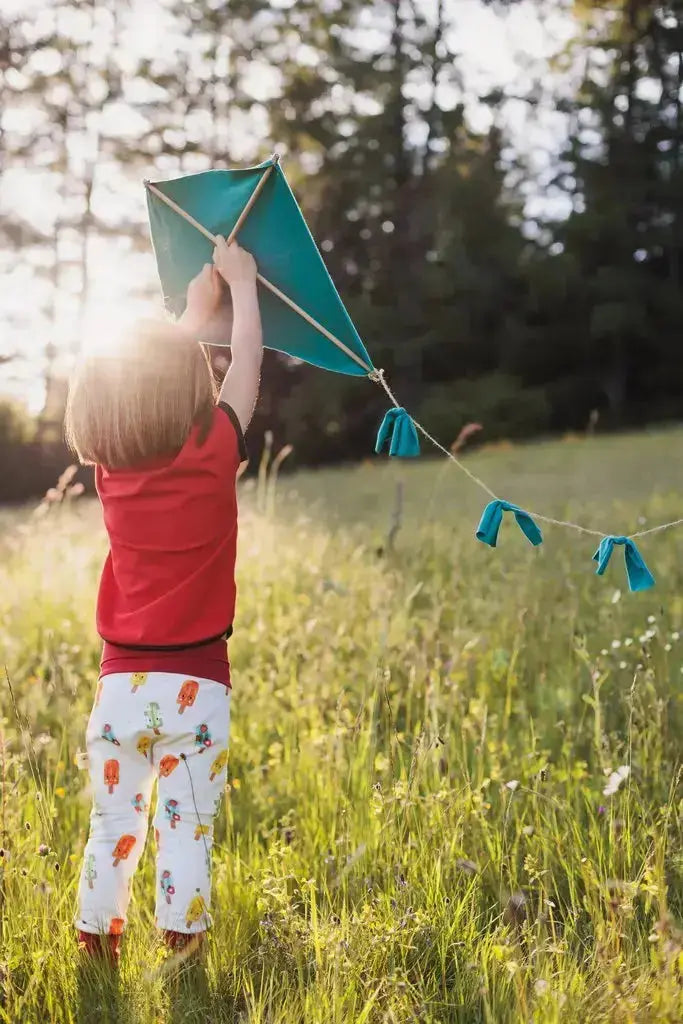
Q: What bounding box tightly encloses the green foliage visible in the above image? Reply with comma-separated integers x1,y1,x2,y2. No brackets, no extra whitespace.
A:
1,430,682,1022
0,398,36,444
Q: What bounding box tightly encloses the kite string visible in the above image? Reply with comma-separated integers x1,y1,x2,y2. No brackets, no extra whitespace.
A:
368,368,681,542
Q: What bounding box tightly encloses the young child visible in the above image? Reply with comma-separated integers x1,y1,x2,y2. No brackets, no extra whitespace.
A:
65,238,262,960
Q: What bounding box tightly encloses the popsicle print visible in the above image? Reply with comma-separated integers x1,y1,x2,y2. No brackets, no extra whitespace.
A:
177,679,199,715
112,834,136,867
158,754,179,777
195,723,212,752
144,702,163,735
164,798,180,829
101,723,120,746
185,889,207,928
84,853,97,890
104,758,119,795
209,749,228,781
130,672,148,694
137,735,152,760
160,869,176,905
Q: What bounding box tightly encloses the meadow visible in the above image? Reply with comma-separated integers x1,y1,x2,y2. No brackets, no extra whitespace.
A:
1,429,682,1023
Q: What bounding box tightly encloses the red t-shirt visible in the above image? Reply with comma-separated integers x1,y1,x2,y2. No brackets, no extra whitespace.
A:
96,403,247,687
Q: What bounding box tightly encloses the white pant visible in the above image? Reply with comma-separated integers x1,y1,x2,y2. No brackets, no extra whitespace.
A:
75,672,230,936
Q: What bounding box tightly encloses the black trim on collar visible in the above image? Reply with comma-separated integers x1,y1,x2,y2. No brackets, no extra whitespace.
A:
217,402,248,462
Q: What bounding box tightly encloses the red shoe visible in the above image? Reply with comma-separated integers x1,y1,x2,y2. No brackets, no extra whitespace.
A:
162,929,205,954
78,930,121,963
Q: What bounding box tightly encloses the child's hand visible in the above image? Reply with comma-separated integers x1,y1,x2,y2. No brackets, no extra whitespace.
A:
213,238,257,289
180,264,222,334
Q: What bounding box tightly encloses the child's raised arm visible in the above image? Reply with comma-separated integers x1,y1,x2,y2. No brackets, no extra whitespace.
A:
213,237,263,432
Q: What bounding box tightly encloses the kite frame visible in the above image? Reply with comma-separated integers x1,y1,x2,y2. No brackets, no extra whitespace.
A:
144,156,373,375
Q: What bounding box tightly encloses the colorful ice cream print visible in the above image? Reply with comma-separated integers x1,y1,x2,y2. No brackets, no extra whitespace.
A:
109,917,125,936
194,823,211,841
131,792,146,814
84,853,97,890
137,735,152,760
144,701,163,735
101,723,120,746
164,798,180,829
195,723,212,752
209,750,228,781
185,889,207,928
112,834,136,867
158,754,180,777
130,672,148,694
104,758,119,795
177,679,199,715
160,869,176,905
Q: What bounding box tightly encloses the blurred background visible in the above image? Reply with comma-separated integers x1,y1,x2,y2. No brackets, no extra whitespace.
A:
1,0,682,500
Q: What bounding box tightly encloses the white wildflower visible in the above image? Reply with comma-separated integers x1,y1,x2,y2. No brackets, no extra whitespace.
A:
611,640,621,649
624,638,633,647
671,631,679,641
505,779,520,792
534,979,550,996
664,643,672,652
619,661,627,670
603,765,630,796
647,615,656,624
611,590,621,604
601,648,608,656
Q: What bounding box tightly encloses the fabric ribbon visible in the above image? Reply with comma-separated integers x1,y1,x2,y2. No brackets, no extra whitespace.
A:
375,407,420,457
592,536,655,592
476,499,543,548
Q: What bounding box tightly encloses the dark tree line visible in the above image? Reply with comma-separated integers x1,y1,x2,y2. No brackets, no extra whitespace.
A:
1,1,682,497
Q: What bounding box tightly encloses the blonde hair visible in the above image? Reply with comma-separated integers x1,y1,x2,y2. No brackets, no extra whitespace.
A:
65,320,217,469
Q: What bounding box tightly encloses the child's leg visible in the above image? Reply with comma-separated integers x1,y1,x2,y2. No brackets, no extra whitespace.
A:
152,677,230,935
75,674,155,938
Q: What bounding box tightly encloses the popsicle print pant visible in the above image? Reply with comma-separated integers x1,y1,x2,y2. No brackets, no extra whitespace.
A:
75,672,230,936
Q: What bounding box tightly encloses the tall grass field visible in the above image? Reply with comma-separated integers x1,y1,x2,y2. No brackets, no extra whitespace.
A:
1,430,682,1023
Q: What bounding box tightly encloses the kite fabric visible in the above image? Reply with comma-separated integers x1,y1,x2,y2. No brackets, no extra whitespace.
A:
592,536,656,592
146,158,374,377
476,500,544,549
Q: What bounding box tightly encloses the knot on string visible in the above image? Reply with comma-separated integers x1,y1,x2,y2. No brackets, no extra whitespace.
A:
476,499,543,548
368,368,385,385
375,407,420,458
592,536,655,592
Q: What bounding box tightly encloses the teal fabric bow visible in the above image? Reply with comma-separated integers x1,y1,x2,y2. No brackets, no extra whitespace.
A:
476,500,543,548
592,536,655,592
375,407,420,457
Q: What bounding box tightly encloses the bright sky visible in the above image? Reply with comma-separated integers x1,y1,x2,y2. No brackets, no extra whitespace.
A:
0,0,575,413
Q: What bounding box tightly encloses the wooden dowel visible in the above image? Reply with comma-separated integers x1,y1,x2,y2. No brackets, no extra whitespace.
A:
227,155,279,244
255,272,371,371
144,180,217,244
144,164,373,374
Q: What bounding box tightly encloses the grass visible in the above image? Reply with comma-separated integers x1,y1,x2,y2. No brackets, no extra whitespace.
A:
1,428,682,1023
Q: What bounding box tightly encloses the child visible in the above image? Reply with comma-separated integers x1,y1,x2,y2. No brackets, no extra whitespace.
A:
65,238,262,960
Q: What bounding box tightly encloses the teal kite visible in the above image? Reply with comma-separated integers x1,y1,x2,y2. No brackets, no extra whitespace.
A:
145,156,373,377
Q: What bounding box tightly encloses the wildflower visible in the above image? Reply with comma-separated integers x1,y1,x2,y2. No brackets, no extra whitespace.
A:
624,637,633,646
534,979,549,996
55,787,65,799
647,615,656,624
611,590,621,604
619,661,627,669
600,648,608,656
597,805,606,815
664,643,672,652
611,640,621,649
231,779,241,790
38,844,49,857
603,765,630,796
505,779,520,792
671,631,679,641
24,822,31,831
522,825,534,836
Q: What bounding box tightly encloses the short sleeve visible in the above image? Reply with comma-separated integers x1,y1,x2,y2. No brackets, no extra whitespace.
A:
217,402,248,463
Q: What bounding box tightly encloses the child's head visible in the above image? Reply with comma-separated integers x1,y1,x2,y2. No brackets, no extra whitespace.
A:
65,319,217,469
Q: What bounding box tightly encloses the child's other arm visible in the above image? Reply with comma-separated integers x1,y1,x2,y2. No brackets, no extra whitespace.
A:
213,238,263,432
